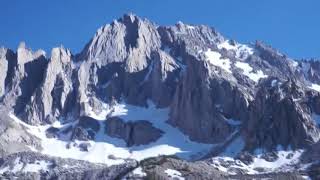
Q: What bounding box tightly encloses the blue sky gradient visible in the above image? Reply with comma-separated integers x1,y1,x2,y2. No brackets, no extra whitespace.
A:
0,0,319,59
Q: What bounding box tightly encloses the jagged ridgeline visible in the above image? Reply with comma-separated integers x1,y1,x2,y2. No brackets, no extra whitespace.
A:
0,14,320,179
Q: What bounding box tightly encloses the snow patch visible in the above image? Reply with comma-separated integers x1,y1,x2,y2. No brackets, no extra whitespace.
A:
132,167,147,177
309,83,320,92
205,49,232,73
164,168,185,180
291,60,299,68
87,100,112,121
301,175,312,180
23,160,52,173
235,61,267,82
186,24,195,29
217,40,254,59
211,148,304,175
250,149,303,171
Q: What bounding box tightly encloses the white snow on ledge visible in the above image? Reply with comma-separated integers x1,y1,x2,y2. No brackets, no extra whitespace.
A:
309,83,320,92
8,100,213,166
217,40,254,59
165,168,185,180
210,146,305,175
132,167,147,177
205,49,232,73
235,61,268,83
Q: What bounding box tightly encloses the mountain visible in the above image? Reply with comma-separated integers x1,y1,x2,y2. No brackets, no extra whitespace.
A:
0,13,320,179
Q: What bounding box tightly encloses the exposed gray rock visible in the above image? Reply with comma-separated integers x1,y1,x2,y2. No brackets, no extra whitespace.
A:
138,156,308,180
70,116,101,141
244,79,320,151
140,156,228,180
105,117,163,146
169,55,249,143
0,151,138,180
71,126,94,141
78,142,91,152
0,48,9,97
3,42,47,124
0,106,41,157
22,47,76,125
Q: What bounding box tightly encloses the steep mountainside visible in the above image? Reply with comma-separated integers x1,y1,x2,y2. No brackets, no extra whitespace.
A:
0,14,320,179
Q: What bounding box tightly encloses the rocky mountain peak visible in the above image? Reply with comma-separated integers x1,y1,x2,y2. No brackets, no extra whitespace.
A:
0,14,320,179
17,42,46,65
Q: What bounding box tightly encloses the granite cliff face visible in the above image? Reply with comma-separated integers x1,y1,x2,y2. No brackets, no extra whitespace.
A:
0,14,320,179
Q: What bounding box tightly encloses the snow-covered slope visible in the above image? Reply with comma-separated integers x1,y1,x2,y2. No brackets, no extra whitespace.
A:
9,101,212,166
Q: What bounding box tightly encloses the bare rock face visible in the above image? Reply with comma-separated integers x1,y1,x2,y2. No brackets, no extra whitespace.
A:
22,47,76,124
0,48,9,97
169,57,250,143
71,116,101,141
0,106,41,157
300,59,320,84
105,117,163,146
3,42,47,122
244,79,320,151
75,14,162,107
139,156,308,180
140,156,228,180
0,48,16,99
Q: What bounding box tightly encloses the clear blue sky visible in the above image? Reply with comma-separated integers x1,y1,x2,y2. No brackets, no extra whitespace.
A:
0,0,319,59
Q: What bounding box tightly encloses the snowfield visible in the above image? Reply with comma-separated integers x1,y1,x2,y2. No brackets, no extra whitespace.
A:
204,47,268,83
235,61,268,83
205,49,232,73
9,100,213,166
217,40,254,60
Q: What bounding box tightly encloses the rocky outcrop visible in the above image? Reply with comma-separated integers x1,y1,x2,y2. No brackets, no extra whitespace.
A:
299,59,320,84
0,151,138,180
22,47,76,124
138,156,307,180
76,14,163,108
71,116,101,141
169,54,249,143
0,48,9,97
105,117,163,146
3,42,47,121
0,106,41,157
244,79,320,151
0,47,16,99
140,156,227,180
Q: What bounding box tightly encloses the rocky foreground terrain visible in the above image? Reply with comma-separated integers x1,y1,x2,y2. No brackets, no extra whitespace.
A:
0,14,320,179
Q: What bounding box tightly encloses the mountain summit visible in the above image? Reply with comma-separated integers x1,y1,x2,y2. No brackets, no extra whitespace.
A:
0,14,319,179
